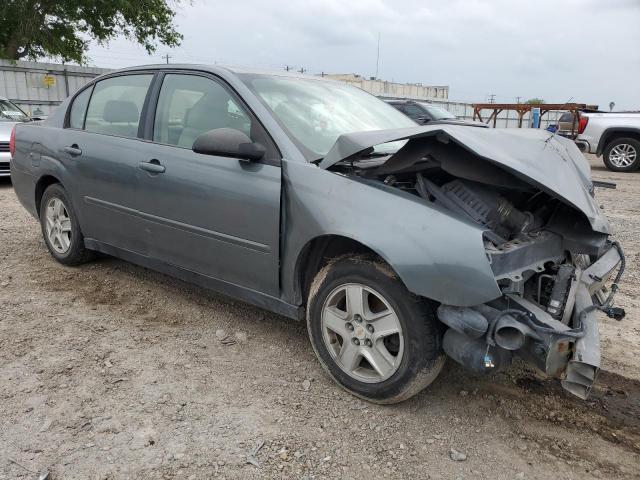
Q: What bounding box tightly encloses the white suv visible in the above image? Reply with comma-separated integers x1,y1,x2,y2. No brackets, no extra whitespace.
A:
576,111,640,172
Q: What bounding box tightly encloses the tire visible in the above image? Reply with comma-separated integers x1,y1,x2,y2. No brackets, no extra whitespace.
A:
306,254,445,404
39,183,93,265
603,137,640,172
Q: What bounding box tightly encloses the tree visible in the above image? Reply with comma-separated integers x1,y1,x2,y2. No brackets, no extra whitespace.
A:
525,98,545,105
0,0,183,64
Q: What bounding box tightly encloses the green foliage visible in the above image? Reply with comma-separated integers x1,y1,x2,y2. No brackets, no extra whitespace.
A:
0,0,183,63
525,98,545,105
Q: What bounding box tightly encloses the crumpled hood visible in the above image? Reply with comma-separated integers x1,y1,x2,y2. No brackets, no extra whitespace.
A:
319,125,610,234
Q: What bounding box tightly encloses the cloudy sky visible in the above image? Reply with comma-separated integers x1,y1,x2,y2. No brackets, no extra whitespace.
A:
85,0,640,109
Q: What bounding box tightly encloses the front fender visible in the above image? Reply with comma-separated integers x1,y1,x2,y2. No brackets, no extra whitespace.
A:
280,160,502,307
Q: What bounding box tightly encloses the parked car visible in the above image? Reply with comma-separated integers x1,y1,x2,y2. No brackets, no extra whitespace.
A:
575,111,640,171
0,96,32,177
384,99,483,127
556,112,578,138
10,65,624,403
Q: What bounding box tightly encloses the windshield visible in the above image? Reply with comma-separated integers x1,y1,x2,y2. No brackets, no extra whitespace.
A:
0,100,30,122
240,75,416,160
417,103,455,120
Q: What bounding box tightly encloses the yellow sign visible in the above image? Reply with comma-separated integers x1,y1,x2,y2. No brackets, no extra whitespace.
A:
42,74,56,87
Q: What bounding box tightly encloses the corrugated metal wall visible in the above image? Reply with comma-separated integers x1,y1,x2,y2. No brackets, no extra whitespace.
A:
0,60,109,116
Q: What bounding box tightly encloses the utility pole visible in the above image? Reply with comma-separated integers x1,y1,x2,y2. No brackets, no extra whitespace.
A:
298,67,306,74
284,65,291,72
488,94,496,104
162,53,171,64
375,32,381,79
516,96,522,104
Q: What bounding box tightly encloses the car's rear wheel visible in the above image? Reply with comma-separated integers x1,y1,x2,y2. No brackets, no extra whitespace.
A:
306,255,445,404
603,137,640,172
40,183,93,265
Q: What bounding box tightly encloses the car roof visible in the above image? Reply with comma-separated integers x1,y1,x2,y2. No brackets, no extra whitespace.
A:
110,63,338,82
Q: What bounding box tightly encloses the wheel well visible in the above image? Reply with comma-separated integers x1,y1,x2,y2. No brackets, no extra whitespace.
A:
600,130,640,155
296,235,384,304
34,175,61,217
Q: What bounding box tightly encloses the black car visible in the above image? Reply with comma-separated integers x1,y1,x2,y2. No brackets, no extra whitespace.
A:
384,99,483,127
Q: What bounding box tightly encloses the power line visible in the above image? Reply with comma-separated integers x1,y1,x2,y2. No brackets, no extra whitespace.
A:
375,32,380,79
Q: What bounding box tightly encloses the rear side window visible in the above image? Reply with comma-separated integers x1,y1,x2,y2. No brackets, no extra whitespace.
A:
84,74,152,138
68,86,93,129
153,74,252,148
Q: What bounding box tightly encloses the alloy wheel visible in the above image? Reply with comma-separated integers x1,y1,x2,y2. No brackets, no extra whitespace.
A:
321,283,404,383
609,143,637,168
45,197,72,254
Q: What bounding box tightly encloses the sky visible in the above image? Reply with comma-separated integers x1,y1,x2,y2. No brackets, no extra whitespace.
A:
83,0,640,110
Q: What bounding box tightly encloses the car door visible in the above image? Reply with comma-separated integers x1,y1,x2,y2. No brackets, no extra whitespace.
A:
58,73,155,254
136,72,282,296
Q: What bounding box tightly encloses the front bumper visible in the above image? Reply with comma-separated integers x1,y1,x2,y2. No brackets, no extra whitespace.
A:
439,243,624,399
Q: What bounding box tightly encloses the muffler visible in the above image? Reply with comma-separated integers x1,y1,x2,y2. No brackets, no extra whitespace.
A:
443,329,511,373
437,305,488,339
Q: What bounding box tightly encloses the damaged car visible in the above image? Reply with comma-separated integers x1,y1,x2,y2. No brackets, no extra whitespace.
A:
9,65,625,404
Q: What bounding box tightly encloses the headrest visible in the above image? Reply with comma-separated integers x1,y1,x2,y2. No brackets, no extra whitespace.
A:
103,100,139,123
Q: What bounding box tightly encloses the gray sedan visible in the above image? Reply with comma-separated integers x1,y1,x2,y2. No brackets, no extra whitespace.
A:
10,65,624,403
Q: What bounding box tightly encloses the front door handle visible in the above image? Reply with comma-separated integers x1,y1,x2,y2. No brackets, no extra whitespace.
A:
63,144,82,156
139,159,165,174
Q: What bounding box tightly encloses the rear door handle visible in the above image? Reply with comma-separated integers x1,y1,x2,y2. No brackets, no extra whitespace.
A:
139,159,165,174
63,145,82,156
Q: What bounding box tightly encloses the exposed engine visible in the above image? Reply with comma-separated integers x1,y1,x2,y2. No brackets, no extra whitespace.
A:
331,140,625,399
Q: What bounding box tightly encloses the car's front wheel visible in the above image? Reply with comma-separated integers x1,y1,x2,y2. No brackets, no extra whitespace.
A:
39,183,93,265
306,255,445,404
603,137,640,172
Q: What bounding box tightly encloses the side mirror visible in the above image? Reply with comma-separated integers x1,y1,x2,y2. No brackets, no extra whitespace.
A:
192,128,266,161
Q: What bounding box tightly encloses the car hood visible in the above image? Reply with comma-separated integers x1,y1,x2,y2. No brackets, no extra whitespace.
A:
0,121,18,140
318,125,609,233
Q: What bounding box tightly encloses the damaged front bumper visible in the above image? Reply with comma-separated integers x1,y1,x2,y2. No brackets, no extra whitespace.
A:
439,242,624,399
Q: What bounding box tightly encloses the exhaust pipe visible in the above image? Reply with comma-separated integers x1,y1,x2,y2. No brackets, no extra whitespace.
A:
443,329,511,373
493,314,536,351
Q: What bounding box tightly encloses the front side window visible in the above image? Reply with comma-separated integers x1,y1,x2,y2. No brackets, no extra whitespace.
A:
153,74,252,148
68,86,93,129
84,74,152,138
240,75,416,160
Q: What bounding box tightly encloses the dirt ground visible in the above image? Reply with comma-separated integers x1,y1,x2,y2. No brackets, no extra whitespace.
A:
1,154,639,480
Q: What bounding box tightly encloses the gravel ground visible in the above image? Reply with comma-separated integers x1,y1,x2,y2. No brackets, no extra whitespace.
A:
1,155,639,480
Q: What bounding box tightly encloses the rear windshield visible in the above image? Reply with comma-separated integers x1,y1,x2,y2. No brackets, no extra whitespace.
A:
0,100,30,122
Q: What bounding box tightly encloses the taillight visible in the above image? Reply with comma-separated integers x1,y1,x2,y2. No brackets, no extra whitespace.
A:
578,116,589,134
9,126,15,157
